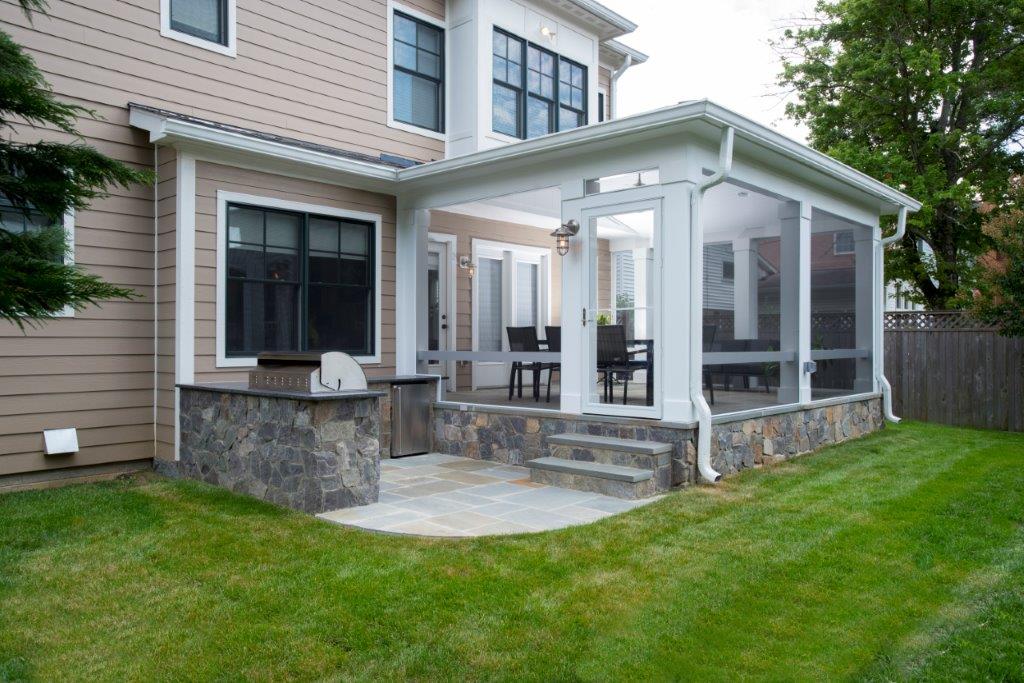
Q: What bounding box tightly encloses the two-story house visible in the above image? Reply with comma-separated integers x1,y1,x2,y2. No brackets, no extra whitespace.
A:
1,0,920,499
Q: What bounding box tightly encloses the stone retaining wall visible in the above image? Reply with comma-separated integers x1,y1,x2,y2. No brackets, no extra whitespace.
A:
432,396,884,486
178,387,380,513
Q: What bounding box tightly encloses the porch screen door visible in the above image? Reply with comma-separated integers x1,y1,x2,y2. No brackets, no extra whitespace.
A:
581,202,661,418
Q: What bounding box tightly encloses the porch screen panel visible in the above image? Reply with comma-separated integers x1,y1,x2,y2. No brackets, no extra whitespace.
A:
477,258,503,352
810,220,872,397
515,262,538,327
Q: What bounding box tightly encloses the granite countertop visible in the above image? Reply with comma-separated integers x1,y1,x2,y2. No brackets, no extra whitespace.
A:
365,374,441,385
177,382,386,401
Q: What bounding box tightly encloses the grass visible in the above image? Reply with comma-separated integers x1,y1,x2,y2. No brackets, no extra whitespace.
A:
1,422,1023,681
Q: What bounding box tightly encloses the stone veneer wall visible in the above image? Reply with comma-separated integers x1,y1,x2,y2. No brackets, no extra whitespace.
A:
178,388,381,513
366,380,394,459
709,396,884,477
432,396,884,486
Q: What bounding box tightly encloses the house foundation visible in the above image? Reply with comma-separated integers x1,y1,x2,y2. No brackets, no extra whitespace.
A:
432,395,883,486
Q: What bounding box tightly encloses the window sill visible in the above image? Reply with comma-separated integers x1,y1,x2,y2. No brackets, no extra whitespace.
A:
387,117,446,142
160,26,236,57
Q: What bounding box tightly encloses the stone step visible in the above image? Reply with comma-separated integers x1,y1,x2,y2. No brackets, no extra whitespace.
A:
545,433,672,472
526,457,660,500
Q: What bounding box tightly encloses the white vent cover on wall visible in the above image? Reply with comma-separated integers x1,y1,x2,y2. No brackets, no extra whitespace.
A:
43,427,79,455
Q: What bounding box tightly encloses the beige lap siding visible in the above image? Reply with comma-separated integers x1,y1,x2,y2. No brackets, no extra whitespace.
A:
155,146,178,461
0,0,444,163
191,162,398,375
0,124,156,476
426,211,563,391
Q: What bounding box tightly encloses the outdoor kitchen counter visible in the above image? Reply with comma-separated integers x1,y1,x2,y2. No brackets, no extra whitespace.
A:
175,382,384,514
176,381,385,401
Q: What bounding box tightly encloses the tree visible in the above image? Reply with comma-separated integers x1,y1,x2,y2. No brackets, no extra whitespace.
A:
778,0,1024,309
0,0,151,328
973,185,1024,336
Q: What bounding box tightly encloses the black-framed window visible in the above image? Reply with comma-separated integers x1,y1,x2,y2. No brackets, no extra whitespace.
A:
225,204,375,358
492,28,587,139
598,91,606,123
393,11,444,133
492,29,524,138
0,195,66,264
170,0,229,46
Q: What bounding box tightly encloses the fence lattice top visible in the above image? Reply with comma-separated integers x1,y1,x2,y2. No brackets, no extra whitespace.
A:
884,310,997,331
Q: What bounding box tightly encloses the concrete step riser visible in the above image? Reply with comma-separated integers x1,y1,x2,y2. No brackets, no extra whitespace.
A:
549,444,666,472
530,467,659,500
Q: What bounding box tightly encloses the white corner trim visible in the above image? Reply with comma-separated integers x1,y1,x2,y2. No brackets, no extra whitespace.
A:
214,191,384,368
159,0,237,57
176,154,197,385
386,0,448,143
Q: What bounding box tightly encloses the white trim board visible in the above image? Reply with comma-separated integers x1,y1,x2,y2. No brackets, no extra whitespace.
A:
159,0,237,57
214,191,384,368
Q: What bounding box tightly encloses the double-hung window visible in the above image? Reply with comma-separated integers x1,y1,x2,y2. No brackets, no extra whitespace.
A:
492,29,524,138
492,28,588,139
393,11,445,133
225,204,375,358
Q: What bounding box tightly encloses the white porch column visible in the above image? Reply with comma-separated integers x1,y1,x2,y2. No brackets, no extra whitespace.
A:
559,179,586,415
395,204,430,375
732,237,759,339
662,179,694,422
854,228,876,393
778,201,812,404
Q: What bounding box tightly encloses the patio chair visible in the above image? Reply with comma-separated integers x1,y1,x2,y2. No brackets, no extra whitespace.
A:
704,338,778,393
506,326,559,403
596,324,647,405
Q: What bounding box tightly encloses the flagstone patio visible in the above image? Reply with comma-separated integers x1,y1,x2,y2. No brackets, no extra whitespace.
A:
317,453,659,537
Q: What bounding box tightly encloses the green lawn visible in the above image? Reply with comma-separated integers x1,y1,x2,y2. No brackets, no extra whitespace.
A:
2,422,1023,681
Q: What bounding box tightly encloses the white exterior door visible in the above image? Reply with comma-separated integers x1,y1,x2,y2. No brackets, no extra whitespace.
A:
426,238,454,390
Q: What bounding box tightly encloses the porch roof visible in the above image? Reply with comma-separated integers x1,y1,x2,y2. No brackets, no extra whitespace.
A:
129,100,921,215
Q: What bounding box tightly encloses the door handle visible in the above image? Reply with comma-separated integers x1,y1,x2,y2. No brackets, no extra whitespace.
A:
441,324,448,330
582,307,588,327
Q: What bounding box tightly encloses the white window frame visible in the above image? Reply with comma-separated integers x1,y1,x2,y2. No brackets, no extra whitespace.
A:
214,191,383,368
833,231,855,255
57,209,75,317
160,0,237,58
387,0,448,142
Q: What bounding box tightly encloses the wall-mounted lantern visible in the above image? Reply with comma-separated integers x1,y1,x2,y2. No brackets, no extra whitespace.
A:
551,219,579,256
458,255,475,278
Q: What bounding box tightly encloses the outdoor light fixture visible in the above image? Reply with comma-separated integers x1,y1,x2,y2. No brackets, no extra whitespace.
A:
551,219,580,256
540,25,556,42
458,255,475,278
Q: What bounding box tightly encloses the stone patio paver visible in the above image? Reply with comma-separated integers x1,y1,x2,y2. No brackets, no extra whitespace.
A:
317,453,661,537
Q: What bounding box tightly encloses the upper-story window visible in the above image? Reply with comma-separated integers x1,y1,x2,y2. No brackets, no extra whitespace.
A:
392,11,445,134
492,28,587,140
161,0,236,56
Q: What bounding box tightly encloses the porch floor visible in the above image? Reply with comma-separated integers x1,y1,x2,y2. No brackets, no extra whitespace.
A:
443,383,815,415
318,453,656,537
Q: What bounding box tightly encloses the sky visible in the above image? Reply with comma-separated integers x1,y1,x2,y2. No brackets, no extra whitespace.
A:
599,0,820,143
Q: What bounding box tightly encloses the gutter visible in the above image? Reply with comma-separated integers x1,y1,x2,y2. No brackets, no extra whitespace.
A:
608,54,632,120
689,126,735,484
877,206,908,423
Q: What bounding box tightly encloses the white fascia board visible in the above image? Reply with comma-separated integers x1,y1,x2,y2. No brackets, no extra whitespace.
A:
600,39,648,65
128,108,400,186
400,100,922,214
564,0,636,35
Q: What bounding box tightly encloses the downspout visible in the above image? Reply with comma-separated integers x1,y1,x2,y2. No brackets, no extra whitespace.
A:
609,54,632,120
690,126,734,483
877,206,908,423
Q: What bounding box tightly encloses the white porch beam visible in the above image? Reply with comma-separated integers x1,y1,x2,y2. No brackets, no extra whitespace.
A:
778,201,812,404
395,205,430,375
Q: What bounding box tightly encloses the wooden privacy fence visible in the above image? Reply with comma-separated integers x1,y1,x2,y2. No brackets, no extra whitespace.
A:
884,311,1024,431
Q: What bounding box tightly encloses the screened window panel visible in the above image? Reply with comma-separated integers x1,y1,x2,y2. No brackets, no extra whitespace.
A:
516,262,538,327
477,258,503,352
393,12,444,132
170,0,226,44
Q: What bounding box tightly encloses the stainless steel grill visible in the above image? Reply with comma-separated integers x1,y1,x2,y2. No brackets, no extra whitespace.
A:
249,352,367,393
